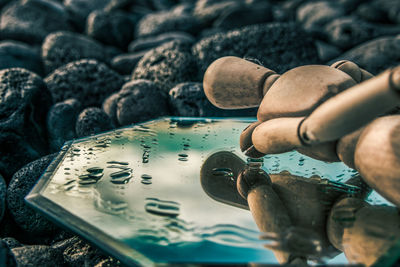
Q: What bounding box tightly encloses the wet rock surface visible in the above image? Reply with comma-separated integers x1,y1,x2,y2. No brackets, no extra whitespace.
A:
47,98,81,151
45,59,124,107
6,154,59,237
75,107,113,137
0,68,52,180
0,0,398,265
0,0,73,44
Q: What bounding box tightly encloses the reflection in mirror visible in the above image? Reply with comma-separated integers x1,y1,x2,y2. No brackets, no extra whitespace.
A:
26,117,399,266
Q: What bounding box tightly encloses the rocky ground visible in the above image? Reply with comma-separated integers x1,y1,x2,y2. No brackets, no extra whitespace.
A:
0,0,399,266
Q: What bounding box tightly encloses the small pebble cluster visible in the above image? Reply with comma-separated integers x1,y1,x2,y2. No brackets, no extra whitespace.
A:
0,0,399,266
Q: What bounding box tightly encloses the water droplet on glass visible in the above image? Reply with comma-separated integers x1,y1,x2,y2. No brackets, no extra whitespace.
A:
144,198,180,217
178,153,188,158
178,157,188,162
79,179,98,185
106,161,129,165
64,180,76,186
141,180,152,185
87,167,103,173
110,170,132,178
212,168,234,177
141,174,152,179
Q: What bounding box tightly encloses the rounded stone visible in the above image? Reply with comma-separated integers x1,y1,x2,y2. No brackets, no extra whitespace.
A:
128,31,195,52
193,0,240,24
324,16,400,50
169,82,256,117
192,23,320,76
0,68,52,180
0,41,43,75
102,92,120,126
11,245,63,267
0,0,73,44
0,240,17,267
45,59,124,107
132,41,198,93
111,51,148,75
47,98,81,151
135,10,201,38
86,10,135,49
116,79,169,125
7,154,59,236
75,107,113,137
0,174,5,223
296,1,345,33
1,237,22,249
42,31,110,74
330,35,400,75
63,0,111,30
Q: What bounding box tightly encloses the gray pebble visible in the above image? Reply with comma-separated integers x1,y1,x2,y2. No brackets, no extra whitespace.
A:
7,154,60,236
315,40,342,62
193,0,240,24
324,17,400,50
75,107,113,137
356,0,400,24
133,41,198,93
128,31,195,52
102,92,120,126
0,0,73,44
169,82,256,117
86,10,136,49
47,98,81,151
330,35,400,75
0,240,16,267
116,79,169,125
0,41,43,75
11,245,63,267
64,0,111,30
213,1,273,30
42,31,110,73
62,237,120,266
193,23,320,76
296,1,345,33
2,237,22,249
0,68,52,180
135,9,201,38
111,51,148,75
45,59,124,107
0,174,5,223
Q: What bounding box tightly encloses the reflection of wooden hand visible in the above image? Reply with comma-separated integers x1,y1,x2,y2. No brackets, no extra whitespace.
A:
203,57,400,207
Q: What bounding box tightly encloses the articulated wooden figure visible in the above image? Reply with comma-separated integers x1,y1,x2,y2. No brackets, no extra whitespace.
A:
201,57,400,266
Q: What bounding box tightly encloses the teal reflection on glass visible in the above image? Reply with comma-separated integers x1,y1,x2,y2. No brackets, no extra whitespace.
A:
26,117,393,266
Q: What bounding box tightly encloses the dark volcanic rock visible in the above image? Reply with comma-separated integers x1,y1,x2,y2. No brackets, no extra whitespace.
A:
2,237,22,249
0,174,5,223
111,51,147,75
315,40,341,62
324,17,400,50
296,1,345,33
356,0,400,24
169,82,256,117
115,79,169,125
75,107,113,137
193,0,240,25
135,9,201,38
47,98,81,151
128,31,195,52
193,23,320,76
45,59,124,107
7,154,59,236
62,237,120,266
213,1,273,30
11,245,63,267
0,0,73,44
86,10,135,49
63,0,111,30
102,92,120,126
0,68,52,180
0,41,43,75
330,36,400,75
42,31,110,73
0,240,17,267
132,41,198,93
